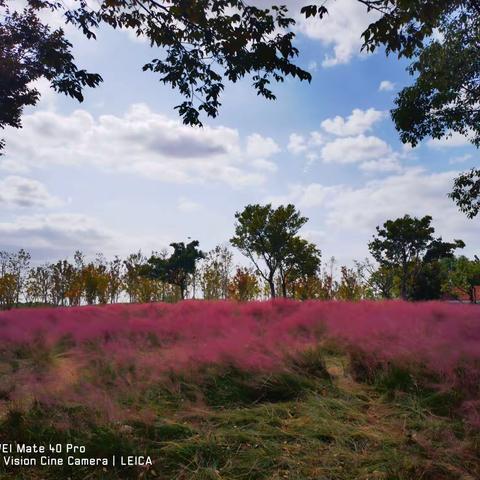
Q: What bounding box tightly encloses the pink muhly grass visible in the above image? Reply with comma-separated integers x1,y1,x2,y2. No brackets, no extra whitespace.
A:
0,300,479,424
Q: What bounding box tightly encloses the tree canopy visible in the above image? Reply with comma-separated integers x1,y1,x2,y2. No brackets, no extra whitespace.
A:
449,168,480,219
0,0,311,153
0,0,102,153
302,1,480,148
230,203,318,298
368,214,464,300
145,240,205,299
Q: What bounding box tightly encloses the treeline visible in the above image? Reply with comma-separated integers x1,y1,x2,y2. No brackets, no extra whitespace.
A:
1,204,479,309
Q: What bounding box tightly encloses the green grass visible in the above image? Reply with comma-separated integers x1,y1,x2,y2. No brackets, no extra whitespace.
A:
0,352,479,480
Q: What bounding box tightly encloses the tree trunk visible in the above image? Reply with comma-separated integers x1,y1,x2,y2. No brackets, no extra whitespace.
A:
268,279,276,299
401,261,408,300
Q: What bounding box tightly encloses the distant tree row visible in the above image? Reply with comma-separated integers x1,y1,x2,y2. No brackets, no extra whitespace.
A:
0,204,478,309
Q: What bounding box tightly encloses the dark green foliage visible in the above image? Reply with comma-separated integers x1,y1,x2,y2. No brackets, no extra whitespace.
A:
230,204,319,298
441,255,480,302
299,1,480,148
289,346,331,380
200,367,317,407
279,236,321,298
369,214,464,300
348,351,466,417
410,261,444,301
132,421,196,441
0,0,102,154
145,240,204,299
1,0,311,152
449,168,480,219
301,1,480,217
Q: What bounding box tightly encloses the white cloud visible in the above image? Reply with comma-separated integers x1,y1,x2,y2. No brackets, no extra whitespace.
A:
268,183,343,209
28,78,57,111
177,197,202,213
0,176,61,208
296,0,377,67
427,131,472,148
287,131,324,156
449,153,473,165
0,213,114,254
2,104,279,189
0,158,30,174
378,80,395,92
288,109,401,172
287,133,308,155
0,212,170,260
359,158,402,173
246,133,280,158
270,168,479,259
250,158,278,173
324,169,476,241
320,134,393,164
321,108,385,136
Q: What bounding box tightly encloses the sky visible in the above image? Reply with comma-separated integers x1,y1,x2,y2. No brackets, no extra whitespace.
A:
1,0,479,268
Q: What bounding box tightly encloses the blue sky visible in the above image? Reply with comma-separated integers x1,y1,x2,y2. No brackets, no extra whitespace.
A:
1,0,478,267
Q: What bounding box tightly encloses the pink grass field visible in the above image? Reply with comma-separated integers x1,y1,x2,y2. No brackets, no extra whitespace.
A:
0,300,479,424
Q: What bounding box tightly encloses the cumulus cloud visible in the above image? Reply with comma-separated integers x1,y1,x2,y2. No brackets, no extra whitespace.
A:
287,109,401,172
0,176,61,208
359,158,403,173
246,133,280,158
0,214,114,254
295,0,377,67
268,168,479,258
427,131,472,148
378,80,395,92
321,108,385,137
2,104,280,188
268,183,343,209
320,134,393,165
287,131,324,156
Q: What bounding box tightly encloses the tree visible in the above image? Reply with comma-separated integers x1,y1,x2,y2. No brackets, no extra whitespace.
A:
279,237,321,298
368,214,464,300
0,0,310,153
449,168,480,219
369,215,434,300
49,259,76,306
301,2,480,214
6,249,31,307
80,255,110,305
355,258,395,299
0,0,102,154
301,1,480,147
441,255,480,303
107,256,124,303
0,273,17,309
230,204,309,298
199,245,233,300
146,241,205,300
123,251,147,303
26,265,53,305
337,266,364,301
228,267,260,302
